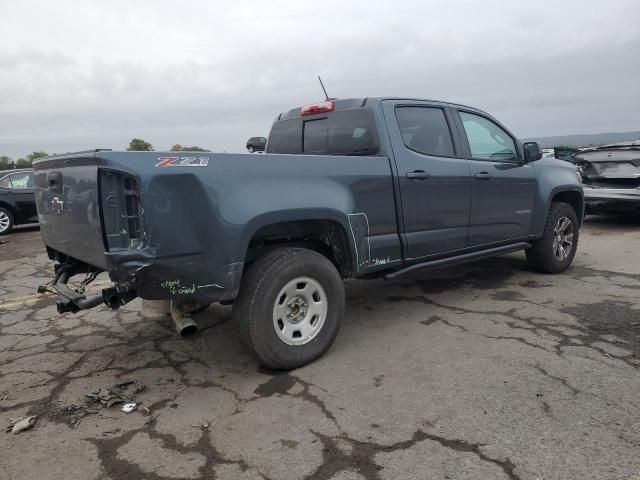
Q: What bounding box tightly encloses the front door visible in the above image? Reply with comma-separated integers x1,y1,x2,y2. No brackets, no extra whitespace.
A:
454,110,537,246
383,101,472,259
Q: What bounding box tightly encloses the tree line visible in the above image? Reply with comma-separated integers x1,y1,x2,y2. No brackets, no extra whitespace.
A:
127,138,209,152
0,139,209,170
0,151,49,170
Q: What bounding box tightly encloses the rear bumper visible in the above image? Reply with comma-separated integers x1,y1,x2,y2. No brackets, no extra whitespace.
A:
583,186,640,203
583,186,640,214
104,250,243,303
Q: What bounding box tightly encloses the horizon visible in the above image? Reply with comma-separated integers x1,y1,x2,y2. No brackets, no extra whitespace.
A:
3,127,640,159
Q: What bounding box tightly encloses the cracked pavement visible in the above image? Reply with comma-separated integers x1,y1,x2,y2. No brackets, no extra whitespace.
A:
1,217,639,480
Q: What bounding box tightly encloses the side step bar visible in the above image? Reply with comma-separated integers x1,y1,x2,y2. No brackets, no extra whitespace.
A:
384,242,531,280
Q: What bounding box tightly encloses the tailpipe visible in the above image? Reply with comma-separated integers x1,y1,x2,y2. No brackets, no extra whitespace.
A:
170,301,199,337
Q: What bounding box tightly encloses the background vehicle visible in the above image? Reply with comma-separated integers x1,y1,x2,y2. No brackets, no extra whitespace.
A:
554,144,640,215
33,98,583,369
0,169,37,235
246,136,267,153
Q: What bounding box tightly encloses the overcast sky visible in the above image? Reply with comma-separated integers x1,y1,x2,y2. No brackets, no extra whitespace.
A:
1,0,639,157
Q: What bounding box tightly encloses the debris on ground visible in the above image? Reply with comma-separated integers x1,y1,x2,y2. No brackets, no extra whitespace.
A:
190,422,210,431
8,416,37,434
84,380,145,407
49,380,147,428
121,403,137,413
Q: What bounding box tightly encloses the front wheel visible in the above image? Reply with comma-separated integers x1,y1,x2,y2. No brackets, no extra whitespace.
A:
233,247,344,370
0,207,14,235
526,202,579,273
247,146,255,153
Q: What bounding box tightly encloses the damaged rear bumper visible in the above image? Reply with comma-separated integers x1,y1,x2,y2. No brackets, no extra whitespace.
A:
45,249,244,313
104,250,243,304
583,186,640,214
46,263,137,314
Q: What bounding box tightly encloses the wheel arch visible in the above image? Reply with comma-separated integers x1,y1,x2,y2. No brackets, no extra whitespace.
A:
550,188,584,226
0,201,17,215
242,212,356,278
0,201,16,233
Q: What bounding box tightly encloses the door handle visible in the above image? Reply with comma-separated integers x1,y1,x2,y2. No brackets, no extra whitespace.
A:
406,170,430,180
474,172,493,180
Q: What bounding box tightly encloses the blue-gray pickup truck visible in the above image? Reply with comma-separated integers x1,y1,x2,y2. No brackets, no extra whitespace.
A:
33,97,584,369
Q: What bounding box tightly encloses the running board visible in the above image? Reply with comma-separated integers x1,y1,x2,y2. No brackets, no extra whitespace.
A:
384,242,531,280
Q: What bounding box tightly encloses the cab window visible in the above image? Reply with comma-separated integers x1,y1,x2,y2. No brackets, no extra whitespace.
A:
267,109,378,156
395,106,455,157
459,112,517,162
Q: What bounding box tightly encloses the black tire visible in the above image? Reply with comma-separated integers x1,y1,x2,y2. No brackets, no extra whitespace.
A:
526,202,579,273
0,207,14,235
247,146,254,153
233,247,344,370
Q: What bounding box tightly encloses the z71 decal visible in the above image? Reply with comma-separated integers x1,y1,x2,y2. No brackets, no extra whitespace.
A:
155,156,209,168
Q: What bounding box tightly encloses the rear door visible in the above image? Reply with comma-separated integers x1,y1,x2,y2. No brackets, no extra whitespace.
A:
383,100,472,258
453,110,537,246
0,171,37,221
9,171,37,219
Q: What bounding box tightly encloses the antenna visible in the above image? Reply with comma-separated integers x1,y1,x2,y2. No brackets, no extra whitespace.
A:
318,75,330,101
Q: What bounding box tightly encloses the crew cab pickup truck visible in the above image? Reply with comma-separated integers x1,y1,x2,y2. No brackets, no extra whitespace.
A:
34,97,584,369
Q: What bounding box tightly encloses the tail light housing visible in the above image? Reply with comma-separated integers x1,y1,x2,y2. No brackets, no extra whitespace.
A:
100,170,145,250
301,101,334,116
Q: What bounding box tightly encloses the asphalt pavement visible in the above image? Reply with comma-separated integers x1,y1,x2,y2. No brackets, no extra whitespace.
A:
1,218,639,480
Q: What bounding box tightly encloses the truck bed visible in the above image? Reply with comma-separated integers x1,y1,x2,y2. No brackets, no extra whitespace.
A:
34,149,398,304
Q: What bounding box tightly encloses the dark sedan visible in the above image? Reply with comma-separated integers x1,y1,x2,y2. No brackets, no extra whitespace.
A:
0,169,38,234
246,136,267,153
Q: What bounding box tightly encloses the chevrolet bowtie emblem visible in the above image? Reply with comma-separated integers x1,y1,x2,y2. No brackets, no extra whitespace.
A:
51,196,64,215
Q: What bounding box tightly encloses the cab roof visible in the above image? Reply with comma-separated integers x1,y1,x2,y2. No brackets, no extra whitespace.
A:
277,97,490,121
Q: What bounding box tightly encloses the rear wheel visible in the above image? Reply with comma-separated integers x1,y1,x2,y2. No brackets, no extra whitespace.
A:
233,247,344,369
247,145,255,153
526,202,579,273
0,207,14,235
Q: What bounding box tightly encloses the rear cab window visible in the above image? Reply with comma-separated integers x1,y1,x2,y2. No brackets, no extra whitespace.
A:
395,106,455,157
267,102,379,156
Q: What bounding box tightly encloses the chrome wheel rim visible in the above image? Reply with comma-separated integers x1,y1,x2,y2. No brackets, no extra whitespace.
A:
0,211,9,233
272,276,328,346
552,216,574,261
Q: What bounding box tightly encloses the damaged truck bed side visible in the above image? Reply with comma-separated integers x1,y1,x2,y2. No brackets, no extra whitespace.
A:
34,97,583,369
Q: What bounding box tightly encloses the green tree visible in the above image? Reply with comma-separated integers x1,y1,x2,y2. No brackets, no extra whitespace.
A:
11,151,49,168
127,138,154,151
170,144,209,152
15,158,31,168
0,155,15,170
26,151,49,163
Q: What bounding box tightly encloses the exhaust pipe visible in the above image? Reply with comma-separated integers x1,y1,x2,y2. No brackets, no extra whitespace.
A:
170,301,199,336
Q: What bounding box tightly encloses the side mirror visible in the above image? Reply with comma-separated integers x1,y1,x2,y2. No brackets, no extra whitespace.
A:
523,142,543,162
